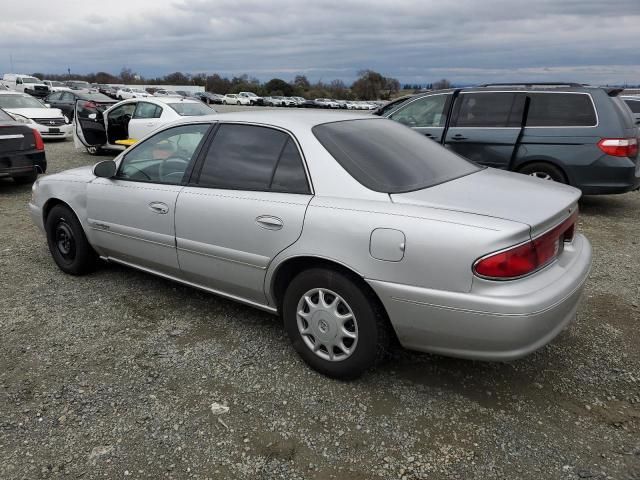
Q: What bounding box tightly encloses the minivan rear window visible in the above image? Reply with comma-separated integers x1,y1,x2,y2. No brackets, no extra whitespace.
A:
313,119,481,193
624,99,640,114
526,93,597,127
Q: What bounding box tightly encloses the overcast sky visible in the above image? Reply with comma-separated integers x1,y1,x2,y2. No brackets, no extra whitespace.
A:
1,0,639,85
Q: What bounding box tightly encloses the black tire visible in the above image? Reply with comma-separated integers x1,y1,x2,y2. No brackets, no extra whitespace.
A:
45,205,98,275
518,162,567,184
282,268,391,379
13,170,38,184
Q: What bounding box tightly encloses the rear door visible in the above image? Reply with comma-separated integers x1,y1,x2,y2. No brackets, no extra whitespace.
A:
444,92,524,169
175,123,312,304
386,93,452,142
128,101,163,140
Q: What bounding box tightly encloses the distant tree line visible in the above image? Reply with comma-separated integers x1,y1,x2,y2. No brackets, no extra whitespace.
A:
28,68,415,100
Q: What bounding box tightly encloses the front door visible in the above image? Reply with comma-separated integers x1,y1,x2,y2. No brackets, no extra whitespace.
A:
175,123,312,304
444,92,525,169
386,93,452,142
86,123,211,276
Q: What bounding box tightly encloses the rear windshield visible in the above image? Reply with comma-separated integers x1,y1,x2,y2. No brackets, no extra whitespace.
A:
167,102,215,116
527,93,597,127
313,119,480,193
80,93,113,102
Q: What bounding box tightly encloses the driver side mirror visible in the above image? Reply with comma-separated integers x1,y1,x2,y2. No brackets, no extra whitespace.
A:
45,104,51,108
93,160,117,178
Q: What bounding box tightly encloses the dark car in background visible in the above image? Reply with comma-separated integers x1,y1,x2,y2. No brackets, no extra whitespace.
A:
377,83,640,194
621,96,640,124
45,91,115,121
0,107,46,184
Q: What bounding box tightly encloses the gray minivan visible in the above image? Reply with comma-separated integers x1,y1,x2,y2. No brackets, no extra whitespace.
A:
377,84,639,194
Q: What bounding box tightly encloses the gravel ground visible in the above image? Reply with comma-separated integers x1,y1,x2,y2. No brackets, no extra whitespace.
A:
1,120,639,479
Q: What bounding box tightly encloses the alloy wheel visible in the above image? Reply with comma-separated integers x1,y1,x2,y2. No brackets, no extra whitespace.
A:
296,288,358,362
529,171,554,181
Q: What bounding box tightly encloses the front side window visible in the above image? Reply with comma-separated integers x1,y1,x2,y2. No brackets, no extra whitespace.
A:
389,94,449,127
313,118,480,193
47,92,63,101
116,124,210,184
196,124,309,193
526,93,597,127
133,102,162,119
61,92,75,102
454,92,520,128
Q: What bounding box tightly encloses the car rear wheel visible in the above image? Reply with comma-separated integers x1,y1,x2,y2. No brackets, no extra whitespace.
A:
518,162,567,183
282,268,390,379
45,205,98,275
13,170,38,184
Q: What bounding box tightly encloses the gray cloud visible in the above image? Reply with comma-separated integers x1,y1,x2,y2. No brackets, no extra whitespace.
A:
1,0,639,84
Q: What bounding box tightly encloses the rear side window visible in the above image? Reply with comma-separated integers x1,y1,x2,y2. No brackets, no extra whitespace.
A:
526,93,597,127
134,102,162,119
623,99,640,114
313,119,480,193
196,124,309,193
453,93,521,128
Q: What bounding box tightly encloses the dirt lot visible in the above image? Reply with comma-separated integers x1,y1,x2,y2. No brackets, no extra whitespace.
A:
1,130,639,479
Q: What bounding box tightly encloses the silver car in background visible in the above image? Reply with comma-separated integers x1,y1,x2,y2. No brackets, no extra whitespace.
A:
29,111,592,378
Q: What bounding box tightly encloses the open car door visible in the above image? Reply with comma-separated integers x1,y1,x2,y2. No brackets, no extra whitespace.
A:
73,99,111,153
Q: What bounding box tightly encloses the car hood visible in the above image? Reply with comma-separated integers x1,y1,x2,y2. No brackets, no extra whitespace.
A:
43,165,96,183
391,168,582,237
5,107,64,119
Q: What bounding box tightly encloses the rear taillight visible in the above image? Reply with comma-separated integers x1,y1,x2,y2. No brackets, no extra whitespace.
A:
474,212,577,280
597,138,638,158
33,129,44,151
81,101,97,109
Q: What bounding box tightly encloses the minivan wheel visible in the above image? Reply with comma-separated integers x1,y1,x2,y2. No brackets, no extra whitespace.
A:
282,268,390,379
45,205,98,275
518,162,567,183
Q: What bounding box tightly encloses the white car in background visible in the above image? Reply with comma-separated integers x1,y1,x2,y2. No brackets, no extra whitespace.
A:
153,89,182,97
43,80,71,92
74,96,216,154
0,90,71,139
238,91,264,105
316,98,340,109
222,94,250,105
116,88,152,100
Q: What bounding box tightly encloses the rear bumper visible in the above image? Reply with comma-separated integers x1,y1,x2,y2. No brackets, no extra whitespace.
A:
367,233,592,361
0,151,46,177
570,157,640,195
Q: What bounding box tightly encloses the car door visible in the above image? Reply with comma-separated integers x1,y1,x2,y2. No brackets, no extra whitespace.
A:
175,123,312,305
444,92,525,169
56,91,76,119
74,99,107,148
386,93,452,142
86,123,212,276
128,101,163,140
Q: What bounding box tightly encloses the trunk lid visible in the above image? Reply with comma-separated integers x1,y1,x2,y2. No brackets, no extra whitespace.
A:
0,123,33,153
391,168,581,237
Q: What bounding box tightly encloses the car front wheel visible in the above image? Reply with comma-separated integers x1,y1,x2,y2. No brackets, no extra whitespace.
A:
45,205,98,275
282,268,390,379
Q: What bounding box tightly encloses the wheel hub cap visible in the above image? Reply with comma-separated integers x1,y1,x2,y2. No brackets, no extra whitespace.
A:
55,221,75,259
296,288,358,362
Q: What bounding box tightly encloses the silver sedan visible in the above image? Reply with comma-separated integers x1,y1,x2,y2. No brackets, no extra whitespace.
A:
29,111,592,379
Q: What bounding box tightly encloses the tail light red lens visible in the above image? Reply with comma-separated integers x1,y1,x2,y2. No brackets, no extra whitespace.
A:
474,211,578,280
597,138,638,158
33,129,44,151
82,101,97,109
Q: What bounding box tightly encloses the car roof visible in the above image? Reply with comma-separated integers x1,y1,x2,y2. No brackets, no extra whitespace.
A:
174,109,373,131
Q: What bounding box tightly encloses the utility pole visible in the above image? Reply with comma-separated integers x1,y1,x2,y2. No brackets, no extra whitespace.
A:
10,54,14,72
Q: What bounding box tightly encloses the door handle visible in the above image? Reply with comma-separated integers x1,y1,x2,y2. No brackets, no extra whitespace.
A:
256,215,283,230
451,134,467,140
148,202,169,214
145,122,155,127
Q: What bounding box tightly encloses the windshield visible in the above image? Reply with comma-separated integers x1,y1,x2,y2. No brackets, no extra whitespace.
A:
0,94,46,109
22,77,39,84
49,81,65,87
313,118,480,193
167,102,215,116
